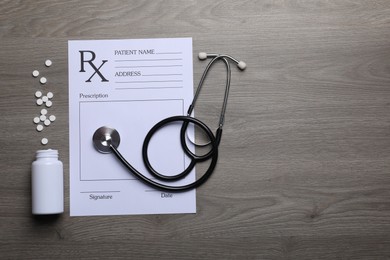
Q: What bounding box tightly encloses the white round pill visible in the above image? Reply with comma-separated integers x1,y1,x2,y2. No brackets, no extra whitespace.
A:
33,117,40,124
40,77,47,84
41,109,47,115
40,115,46,121
41,138,49,145
47,92,54,99
32,70,40,77
44,119,51,126
45,60,52,67
36,124,44,132
35,91,42,98
49,115,56,122
36,99,43,106
42,96,48,102
46,100,52,107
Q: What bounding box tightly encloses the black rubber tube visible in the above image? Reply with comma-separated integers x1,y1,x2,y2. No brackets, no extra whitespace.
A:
109,116,219,192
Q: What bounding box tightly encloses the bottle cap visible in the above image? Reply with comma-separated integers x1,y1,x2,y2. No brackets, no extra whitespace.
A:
35,149,58,158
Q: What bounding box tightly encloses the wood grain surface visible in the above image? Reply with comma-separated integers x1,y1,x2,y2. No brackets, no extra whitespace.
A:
1,0,390,259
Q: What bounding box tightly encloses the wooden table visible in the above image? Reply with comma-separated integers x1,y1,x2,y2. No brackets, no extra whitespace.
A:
1,1,390,259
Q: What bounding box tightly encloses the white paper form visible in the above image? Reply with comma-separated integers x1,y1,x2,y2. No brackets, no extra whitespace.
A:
68,38,195,216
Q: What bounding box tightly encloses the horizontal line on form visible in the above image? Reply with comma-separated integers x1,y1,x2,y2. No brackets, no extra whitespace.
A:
115,80,183,83
115,86,183,90
143,73,183,76
155,52,182,55
80,191,120,193
115,65,182,68
115,58,182,62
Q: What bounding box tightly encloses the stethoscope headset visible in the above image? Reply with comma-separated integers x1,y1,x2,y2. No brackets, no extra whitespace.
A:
93,52,246,192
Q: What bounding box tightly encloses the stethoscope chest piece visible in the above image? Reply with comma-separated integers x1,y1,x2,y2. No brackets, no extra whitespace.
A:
93,126,120,154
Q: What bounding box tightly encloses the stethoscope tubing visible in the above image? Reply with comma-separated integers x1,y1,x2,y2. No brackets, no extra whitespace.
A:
110,116,219,192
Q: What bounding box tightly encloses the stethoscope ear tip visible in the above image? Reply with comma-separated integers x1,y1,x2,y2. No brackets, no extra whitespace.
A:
237,61,247,70
198,52,207,60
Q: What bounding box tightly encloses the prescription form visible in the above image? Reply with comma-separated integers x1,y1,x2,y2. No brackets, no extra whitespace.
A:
68,38,195,216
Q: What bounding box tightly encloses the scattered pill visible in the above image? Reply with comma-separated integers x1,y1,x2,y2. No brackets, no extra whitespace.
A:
36,125,44,132
46,100,52,107
32,70,40,77
49,115,56,122
45,60,52,67
35,91,42,98
40,115,46,121
40,77,47,84
41,109,47,115
42,96,48,102
44,119,51,126
33,117,40,124
36,99,43,106
47,92,54,99
41,138,48,145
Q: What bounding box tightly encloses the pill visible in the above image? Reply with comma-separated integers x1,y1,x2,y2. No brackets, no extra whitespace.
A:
41,109,47,115
35,91,42,98
47,92,54,99
32,70,40,77
33,117,40,124
41,138,48,145
36,124,44,132
44,119,51,126
42,96,48,102
36,99,43,106
49,115,56,122
40,115,46,121
40,77,47,84
46,100,52,107
45,60,52,67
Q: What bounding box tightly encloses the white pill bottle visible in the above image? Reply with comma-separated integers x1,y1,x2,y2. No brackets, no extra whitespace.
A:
32,149,64,215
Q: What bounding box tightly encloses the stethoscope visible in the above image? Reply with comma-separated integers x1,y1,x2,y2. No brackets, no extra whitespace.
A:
92,52,246,192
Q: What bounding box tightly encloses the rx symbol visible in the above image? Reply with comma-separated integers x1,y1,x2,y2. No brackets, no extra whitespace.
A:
79,50,109,82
